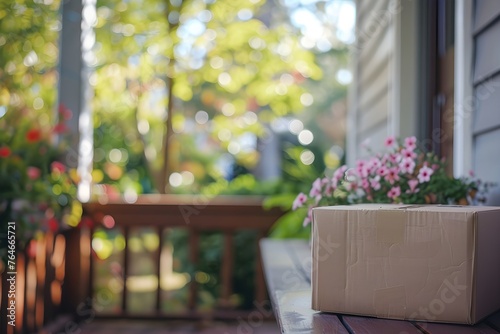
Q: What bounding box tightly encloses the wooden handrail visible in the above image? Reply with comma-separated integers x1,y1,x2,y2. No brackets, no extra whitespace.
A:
83,195,283,319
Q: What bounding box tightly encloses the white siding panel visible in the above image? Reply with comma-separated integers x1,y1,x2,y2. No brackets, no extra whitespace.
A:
359,90,389,133
359,26,392,85
358,0,391,36
474,0,500,33
349,0,396,164
473,130,500,184
473,74,500,134
474,19,500,83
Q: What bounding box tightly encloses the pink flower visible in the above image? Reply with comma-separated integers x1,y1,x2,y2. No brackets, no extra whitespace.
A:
331,177,338,189
51,161,66,173
292,192,308,210
333,165,347,181
387,186,401,200
404,136,417,151
377,165,388,177
417,165,434,183
367,157,381,174
27,167,41,180
401,148,417,160
356,160,369,178
384,135,396,148
303,207,314,227
399,157,415,174
388,153,402,164
369,176,381,190
309,178,322,198
384,167,400,184
406,179,419,194
469,170,475,177
361,178,370,190
322,177,334,196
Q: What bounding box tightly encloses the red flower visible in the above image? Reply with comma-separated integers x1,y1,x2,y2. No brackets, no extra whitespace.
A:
26,129,42,142
48,218,59,232
51,161,66,173
0,146,11,157
58,104,73,120
53,122,69,134
27,166,41,180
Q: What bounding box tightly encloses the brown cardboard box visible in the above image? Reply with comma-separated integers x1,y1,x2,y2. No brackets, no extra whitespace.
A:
311,204,500,324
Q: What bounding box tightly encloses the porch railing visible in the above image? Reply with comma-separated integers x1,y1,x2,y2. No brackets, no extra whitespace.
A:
0,195,283,333
83,195,283,319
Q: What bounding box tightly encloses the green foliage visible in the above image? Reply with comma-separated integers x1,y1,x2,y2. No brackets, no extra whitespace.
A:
0,109,82,258
91,0,326,194
0,0,60,120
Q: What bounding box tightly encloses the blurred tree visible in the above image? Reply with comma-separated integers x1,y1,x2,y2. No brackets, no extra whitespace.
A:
0,0,61,126
92,0,324,194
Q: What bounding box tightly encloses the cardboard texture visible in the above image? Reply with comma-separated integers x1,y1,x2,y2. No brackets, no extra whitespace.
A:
311,204,500,324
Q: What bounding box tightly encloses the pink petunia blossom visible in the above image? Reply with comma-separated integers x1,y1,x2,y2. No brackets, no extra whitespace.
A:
333,165,348,181
401,148,417,160
404,136,417,151
377,165,389,177
361,178,370,190
331,177,338,189
356,160,369,178
367,157,382,174
384,135,396,148
303,207,314,227
27,167,41,180
384,167,400,185
388,153,402,164
387,186,401,200
309,178,322,198
399,157,416,174
292,192,308,210
322,177,334,196
369,176,381,190
406,179,420,194
417,165,434,183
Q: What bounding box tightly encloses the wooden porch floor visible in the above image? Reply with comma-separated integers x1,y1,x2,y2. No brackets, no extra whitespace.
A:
76,319,280,334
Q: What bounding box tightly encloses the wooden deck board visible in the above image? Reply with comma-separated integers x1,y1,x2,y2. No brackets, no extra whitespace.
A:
261,239,500,334
415,322,499,334
343,315,423,334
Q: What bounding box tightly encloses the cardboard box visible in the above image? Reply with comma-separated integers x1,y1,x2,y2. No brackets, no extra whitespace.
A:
311,204,500,324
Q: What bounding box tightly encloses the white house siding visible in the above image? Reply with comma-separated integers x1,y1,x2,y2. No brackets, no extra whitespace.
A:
348,0,418,164
472,0,500,187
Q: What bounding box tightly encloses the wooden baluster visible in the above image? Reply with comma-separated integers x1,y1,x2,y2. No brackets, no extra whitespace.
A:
1,272,6,334
122,226,130,313
188,230,199,311
155,226,163,313
44,231,55,324
88,226,94,315
219,232,234,308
